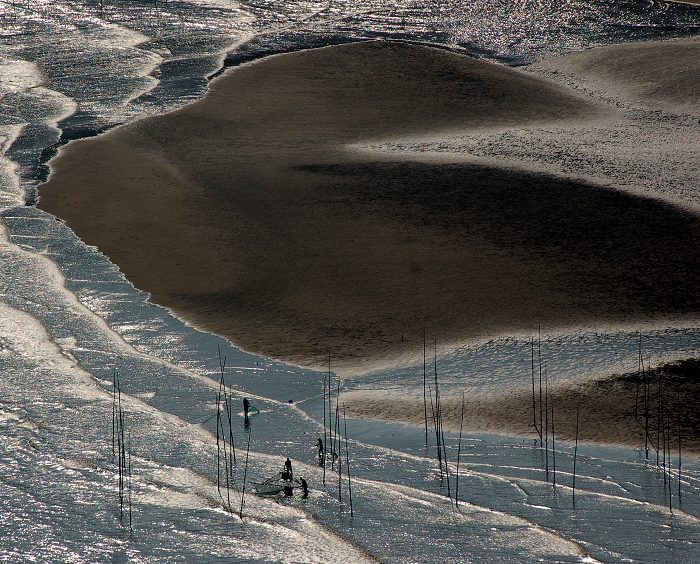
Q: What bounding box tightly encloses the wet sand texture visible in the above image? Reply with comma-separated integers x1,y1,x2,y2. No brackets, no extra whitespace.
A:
39,41,700,373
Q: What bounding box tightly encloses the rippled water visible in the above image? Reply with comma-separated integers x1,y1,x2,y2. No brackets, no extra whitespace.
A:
1,0,700,560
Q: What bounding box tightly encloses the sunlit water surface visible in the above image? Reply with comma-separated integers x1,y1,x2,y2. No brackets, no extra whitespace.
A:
1,0,700,560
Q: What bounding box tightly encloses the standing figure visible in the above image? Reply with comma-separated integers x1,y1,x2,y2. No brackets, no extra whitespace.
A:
243,397,250,427
284,457,293,477
300,477,309,499
317,437,324,465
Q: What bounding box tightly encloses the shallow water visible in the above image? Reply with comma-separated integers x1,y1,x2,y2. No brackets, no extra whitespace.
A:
1,0,700,560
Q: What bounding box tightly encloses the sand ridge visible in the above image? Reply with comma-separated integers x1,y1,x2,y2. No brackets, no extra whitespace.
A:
535,38,700,112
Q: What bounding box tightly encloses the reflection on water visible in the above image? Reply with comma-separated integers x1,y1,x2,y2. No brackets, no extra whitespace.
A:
0,0,699,560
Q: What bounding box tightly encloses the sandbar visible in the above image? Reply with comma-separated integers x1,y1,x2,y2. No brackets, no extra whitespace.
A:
39,40,700,375
39,40,700,450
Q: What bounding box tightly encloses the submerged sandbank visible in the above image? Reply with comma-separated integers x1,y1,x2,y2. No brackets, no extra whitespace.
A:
39,40,700,376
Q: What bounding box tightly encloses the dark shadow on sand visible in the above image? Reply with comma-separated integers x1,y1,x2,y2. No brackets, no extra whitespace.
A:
296,160,700,318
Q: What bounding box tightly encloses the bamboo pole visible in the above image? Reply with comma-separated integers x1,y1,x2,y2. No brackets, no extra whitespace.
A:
433,339,443,480
239,429,251,519
551,395,556,487
634,333,641,425
112,368,117,458
120,400,126,520
227,388,236,467
455,394,465,507
678,392,682,501
215,350,224,502
117,377,124,519
428,386,441,478
439,399,450,501
117,407,122,517
644,357,649,461
531,338,540,441
337,418,343,504
218,349,236,466
322,368,327,486
661,376,666,483
343,406,353,518
335,374,341,473
215,350,231,510
573,406,579,509
657,373,661,468
545,362,549,482
667,417,673,514
220,410,231,509
128,431,133,534
215,389,222,502
538,326,543,448
328,357,334,470
434,344,445,476
423,329,428,446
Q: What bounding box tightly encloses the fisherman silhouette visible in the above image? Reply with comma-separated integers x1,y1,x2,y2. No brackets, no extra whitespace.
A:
243,397,250,427
317,437,324,464
281,457,293,481
300,477,309,499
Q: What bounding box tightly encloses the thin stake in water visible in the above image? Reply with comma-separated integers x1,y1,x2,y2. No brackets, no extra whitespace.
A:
678,392,682,501
545,362,549,482
439,396,451,501
538,326,544,448
335,373,341,474
551,395,556,487
423,328,428,446
218,349,236,466
328,357,333,470
322,365,327,486
428,385,441,479
128,431,133,534
573,406,579,509
455,394,465,507
343,405,353,518
112,368,117,458
337,413,343,504
531,337,540,442
433,338,443,481
661,375,666,482
240,429,252,519
667,416,673,514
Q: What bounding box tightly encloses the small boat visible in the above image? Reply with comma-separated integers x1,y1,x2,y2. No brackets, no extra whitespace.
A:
253,471,302,496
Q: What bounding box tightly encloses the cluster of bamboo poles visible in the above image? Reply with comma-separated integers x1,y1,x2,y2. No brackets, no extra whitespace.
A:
529,328,559,488
528,330,683,512
421,331,463,506
112,369,133,533
214,347,253,519
322,355,354,517
528,328,585,509
633,335,683,513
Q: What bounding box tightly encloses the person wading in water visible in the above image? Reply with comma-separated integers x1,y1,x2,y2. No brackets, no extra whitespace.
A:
317,437,324,465
243,397,250,427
